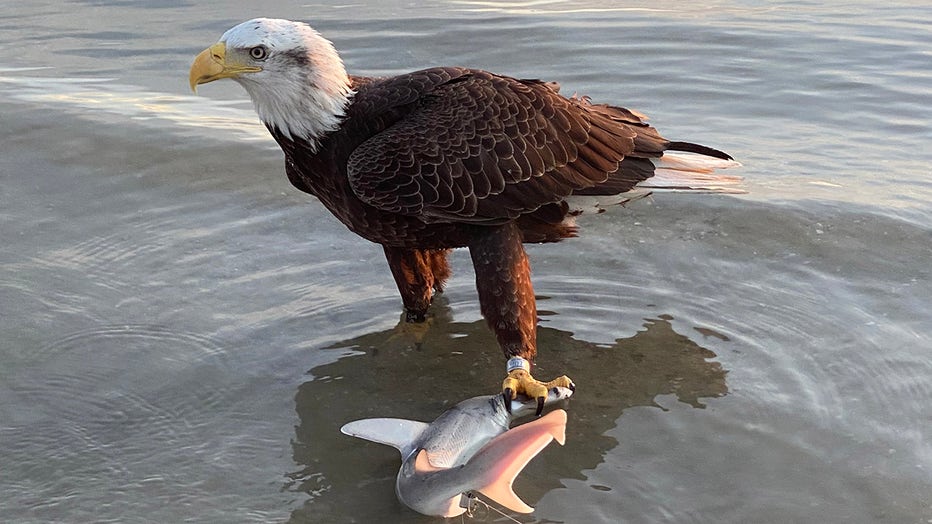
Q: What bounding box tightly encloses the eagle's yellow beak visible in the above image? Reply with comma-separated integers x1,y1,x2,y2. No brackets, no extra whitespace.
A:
189,42,261,93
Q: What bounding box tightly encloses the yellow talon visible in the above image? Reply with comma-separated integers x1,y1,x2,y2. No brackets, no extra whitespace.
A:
502,357,575,415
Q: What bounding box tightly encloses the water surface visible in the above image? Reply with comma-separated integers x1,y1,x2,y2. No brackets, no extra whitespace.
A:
1,1,930,522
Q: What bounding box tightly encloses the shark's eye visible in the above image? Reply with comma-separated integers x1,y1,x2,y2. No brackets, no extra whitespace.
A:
249,45,268,60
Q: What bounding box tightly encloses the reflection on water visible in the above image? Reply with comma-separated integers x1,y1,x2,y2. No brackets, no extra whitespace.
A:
0,70,273,145
287,298,727,522
451,1,676,15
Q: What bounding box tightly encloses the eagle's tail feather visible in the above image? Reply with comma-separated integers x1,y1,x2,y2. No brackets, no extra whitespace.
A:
665,140,734,160
640,150,744,193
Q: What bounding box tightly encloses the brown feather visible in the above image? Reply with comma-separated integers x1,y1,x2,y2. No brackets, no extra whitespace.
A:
265,60,735,365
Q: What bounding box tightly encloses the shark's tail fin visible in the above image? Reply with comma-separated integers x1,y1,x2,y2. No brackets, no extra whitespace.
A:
466,409,568,514
340,418,429,461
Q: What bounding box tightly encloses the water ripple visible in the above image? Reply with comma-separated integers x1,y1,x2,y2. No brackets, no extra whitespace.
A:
6,324,230,427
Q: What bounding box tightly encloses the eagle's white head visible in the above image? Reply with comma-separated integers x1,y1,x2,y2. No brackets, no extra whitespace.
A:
190,18,353,148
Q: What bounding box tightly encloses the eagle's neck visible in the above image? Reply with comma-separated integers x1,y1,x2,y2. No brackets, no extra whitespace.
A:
241,42,354,152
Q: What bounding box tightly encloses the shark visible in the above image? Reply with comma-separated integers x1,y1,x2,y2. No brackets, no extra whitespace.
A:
340,386,573,517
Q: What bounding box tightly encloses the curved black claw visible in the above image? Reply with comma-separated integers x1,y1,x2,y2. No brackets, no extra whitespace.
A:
503,389,514,413
535,396,545,417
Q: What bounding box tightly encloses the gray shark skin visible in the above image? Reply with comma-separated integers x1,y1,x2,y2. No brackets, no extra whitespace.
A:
340,387,573,517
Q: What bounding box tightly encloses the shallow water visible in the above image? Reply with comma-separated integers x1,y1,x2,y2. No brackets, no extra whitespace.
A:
2,1,931,522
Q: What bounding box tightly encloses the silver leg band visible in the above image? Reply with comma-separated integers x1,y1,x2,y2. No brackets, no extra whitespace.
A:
506,356,530,373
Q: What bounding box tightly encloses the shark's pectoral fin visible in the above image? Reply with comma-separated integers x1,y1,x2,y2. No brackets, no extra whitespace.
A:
340,418,430,460
480,481,535,514
468,409,568,514
413,449,444,474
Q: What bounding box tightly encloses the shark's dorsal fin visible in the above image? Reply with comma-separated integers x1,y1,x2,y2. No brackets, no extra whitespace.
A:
340,418,429,460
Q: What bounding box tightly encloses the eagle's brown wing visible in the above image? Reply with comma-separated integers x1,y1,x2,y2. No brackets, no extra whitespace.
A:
346,69,663,225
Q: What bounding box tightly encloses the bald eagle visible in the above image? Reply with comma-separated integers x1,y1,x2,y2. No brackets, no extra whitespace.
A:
190,18,739,412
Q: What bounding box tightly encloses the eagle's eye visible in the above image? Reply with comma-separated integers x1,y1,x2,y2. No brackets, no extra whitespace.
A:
249,45,268,60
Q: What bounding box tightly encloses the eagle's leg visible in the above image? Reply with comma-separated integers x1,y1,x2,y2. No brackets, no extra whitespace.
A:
383,246,451,322
469,222,574,415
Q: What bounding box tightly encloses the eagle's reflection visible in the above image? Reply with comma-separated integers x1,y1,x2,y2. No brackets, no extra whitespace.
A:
286,298,728,522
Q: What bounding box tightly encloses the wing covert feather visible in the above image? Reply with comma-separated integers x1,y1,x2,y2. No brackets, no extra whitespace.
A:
347,69,656,224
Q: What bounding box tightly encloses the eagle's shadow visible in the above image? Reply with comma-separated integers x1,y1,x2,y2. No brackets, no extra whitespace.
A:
286,297,729,522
